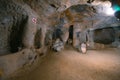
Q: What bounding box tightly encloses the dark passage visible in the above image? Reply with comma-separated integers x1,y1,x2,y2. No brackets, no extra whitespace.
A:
9,15,28,53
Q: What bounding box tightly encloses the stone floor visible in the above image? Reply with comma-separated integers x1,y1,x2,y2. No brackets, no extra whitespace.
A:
8,47,120,80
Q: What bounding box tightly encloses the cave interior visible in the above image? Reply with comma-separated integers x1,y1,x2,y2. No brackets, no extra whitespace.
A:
0,0,120,80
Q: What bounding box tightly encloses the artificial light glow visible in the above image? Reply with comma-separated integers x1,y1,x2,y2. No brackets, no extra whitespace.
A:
113,5,120,11
106,7,115,15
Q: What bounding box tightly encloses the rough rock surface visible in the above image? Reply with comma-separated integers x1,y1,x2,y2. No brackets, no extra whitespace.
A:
0,0,120,79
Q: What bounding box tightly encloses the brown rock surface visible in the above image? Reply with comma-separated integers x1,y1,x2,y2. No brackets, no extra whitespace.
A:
0,0,120,79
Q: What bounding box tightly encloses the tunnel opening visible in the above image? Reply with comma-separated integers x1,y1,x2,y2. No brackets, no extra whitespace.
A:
9,15,28,53
114,11,120,19
68,25,73,44
93,27,115,44
69,25,73,40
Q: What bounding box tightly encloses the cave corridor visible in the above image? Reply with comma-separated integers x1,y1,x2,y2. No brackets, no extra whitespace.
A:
0,0,120,80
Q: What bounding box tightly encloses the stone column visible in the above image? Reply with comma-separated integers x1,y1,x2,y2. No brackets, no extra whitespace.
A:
73,23,81,48
61,24,69,44
22,15,37,49
0,16,12,55
40,25,47,47
0,27,10,55
87,28,95,49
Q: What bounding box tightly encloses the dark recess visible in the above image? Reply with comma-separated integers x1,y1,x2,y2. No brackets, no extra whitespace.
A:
69,25,73,40
34,29,41,49
93,27,115,44
9,15,28,53
50,4,57,8
115,11,120,19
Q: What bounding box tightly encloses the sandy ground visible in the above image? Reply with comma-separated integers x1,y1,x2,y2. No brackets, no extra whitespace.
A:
9,47,120,80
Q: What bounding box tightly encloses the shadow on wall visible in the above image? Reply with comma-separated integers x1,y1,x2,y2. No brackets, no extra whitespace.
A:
9,15,28,53
93,27,115,44
34,29,41,49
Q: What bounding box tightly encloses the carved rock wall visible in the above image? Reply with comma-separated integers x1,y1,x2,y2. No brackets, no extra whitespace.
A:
0,0,120,79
